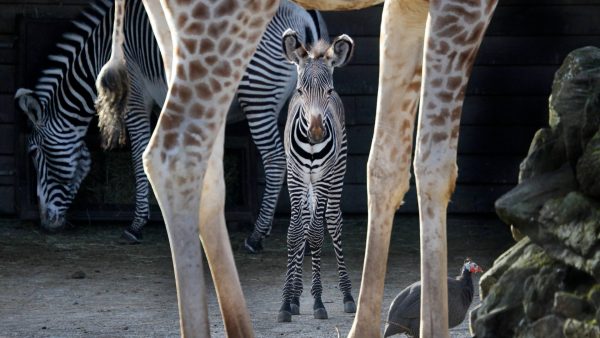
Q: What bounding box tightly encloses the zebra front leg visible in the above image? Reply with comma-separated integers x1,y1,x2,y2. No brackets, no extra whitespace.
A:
326,203,355,313
308,196,327,320
278,181,307,322
121,106,152,243
291,198,312,314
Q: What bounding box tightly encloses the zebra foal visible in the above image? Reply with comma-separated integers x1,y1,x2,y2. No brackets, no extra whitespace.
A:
277,29,355,323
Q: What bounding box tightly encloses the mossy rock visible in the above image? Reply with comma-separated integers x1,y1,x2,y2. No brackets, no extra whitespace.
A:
553,291,592,321
471,243,557,338
524,266,568,321
577,129,600,198
495,165,577,231
549,46,600,166
587,284,600,310
519,128,567,182
515,315,566,338
479,237,532,299
563,318,600,338
537,192,600,281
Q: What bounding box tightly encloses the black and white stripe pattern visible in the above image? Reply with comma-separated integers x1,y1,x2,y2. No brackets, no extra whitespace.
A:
241,1,328,252
16,0,326,240
16,0,157,232
277,30,355,322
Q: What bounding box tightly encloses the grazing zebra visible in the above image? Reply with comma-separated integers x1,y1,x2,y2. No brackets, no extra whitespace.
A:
14,0,327,246
277,29,355,323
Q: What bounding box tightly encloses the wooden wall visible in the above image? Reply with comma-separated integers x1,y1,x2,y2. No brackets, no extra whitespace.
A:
1,0,599,218
264,0,600,214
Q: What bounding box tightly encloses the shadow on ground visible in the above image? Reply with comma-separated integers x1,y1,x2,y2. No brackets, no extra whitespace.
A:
0,215,512,337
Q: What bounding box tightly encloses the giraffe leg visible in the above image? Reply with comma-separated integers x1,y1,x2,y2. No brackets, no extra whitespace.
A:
199,122,253,337
143,138,210,336
348,1,428,337
140,1,212,331
141,0,172,81
416,2,497,337
140,0,279,335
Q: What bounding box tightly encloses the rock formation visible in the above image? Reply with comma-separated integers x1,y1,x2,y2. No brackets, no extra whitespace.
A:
470,46,600,338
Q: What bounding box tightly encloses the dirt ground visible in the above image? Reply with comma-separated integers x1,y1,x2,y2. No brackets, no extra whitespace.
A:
0,215,513,337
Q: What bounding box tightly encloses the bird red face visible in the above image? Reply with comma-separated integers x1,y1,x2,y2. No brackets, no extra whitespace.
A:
464,261,483,273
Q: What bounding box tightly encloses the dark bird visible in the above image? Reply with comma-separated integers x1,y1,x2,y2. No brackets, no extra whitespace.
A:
384,258,484,337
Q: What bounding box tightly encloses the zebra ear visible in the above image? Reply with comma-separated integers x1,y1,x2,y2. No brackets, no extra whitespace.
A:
15,88,43,125
327,34,354,68
282,29,308,65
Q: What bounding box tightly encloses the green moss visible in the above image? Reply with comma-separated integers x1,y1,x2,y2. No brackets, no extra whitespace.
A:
587,284,600,297
516,243,557,269
586,283,600,306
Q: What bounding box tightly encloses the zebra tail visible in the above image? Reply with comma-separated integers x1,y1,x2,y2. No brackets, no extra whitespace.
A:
95,60,129,149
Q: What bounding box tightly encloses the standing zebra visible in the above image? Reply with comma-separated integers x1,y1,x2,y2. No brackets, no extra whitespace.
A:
277,29,355,323
15,0,327,247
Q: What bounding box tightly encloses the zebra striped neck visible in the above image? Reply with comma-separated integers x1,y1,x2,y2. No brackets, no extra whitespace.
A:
288,107,343,174
292,114,335,158
32,0,113,123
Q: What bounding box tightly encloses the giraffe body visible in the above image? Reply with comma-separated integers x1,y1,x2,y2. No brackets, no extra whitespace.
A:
98,0,498,336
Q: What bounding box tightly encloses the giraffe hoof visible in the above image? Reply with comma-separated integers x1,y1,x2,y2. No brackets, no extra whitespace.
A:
277,310,292,322
344,300,356,313
313,308,328,319
244,237,263,254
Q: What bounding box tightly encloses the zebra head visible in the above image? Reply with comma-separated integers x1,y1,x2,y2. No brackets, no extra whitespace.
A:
282,29,353,145
15,88,92,232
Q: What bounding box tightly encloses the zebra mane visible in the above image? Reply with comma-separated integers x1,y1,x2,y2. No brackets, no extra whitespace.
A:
308,40,331,59
33,0,113,105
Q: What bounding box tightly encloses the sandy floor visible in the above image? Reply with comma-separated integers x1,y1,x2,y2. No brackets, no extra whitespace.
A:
0,215,512,337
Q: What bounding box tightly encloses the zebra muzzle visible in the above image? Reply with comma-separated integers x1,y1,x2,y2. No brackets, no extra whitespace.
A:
308,116,325,144
40,209,67,233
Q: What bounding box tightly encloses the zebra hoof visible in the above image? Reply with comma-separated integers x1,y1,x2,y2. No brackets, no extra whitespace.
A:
313,308,328,320
344,300,356,313
291,297,300,315
244,237,263,254
120,229,142,244
277,310,292,322
290,303,299,315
